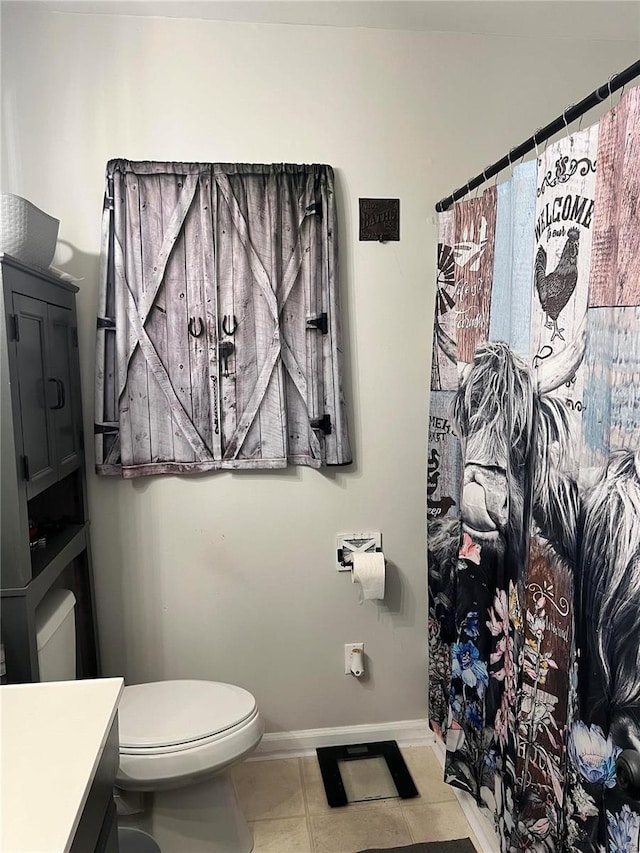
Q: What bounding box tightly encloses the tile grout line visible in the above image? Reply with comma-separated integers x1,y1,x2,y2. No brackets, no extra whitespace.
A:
398,804,418,845
298,756,317,853
248,815,309,825
241,747,480,852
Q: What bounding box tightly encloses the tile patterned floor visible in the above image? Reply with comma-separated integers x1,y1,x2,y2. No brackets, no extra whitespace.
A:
232,746,482,853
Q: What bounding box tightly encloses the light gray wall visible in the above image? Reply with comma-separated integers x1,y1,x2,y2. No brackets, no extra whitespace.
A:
1,4,637,732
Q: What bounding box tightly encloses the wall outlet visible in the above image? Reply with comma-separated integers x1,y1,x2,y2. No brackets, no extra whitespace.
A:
344,643,364,674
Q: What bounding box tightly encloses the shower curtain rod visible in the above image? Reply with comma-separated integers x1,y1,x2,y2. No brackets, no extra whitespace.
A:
434,58,640,212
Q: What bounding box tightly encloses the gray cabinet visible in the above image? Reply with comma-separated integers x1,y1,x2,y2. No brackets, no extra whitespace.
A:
0,254,100,682
71,716,120,853
12,292,82,496
48,303,83,479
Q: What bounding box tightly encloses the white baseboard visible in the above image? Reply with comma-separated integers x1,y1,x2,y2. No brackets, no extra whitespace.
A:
252,719,435,761
432,738,500,853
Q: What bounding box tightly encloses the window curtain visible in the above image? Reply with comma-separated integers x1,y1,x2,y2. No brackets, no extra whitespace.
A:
427,86,640,852
95,160,351,477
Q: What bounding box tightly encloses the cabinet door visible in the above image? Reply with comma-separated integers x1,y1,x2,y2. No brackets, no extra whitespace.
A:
12,294,58,498
48,305,82,478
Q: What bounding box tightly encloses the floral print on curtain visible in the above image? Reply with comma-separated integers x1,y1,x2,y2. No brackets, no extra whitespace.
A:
427,87,640,852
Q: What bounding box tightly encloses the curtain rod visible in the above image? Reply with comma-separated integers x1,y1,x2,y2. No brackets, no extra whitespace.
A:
435,58,640,213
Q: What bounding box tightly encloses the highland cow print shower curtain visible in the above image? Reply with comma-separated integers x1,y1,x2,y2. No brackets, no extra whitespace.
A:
427,86,640,852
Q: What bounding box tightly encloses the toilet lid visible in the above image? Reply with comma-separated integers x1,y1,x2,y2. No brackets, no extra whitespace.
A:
118,680,257,749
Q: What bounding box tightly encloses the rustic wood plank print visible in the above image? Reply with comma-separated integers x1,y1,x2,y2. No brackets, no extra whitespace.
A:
430,209,456,392
161,173,196,464
453,188,497,365
139,173,174,464
124,174,152,464
588,87,640,307
96,161,351,475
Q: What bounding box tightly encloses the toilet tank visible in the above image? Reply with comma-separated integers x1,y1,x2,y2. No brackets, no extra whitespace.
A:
35,589,76,681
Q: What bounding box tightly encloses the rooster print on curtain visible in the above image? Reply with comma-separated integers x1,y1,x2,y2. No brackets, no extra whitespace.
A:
535,227,579,342
427,86,640,853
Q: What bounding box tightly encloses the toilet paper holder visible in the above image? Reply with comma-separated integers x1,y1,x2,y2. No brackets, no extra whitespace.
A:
336,532,382,572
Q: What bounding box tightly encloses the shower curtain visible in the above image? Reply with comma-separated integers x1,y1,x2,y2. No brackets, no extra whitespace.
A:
427,87,640,852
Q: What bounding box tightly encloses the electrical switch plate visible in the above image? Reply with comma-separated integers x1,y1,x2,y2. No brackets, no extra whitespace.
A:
344,643,364,674
336,532,382,571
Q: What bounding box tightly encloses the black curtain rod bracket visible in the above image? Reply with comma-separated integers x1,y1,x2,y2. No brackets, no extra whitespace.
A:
435,59,640,212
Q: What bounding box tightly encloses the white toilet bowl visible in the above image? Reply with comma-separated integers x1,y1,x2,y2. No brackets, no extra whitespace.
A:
116,680,263,853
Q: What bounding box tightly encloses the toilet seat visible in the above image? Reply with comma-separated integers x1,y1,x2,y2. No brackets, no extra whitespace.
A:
116,680,263,791
119,680,257,750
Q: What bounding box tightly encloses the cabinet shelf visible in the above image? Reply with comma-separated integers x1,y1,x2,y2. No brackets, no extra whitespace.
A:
1,523,88,603
31,522,87,580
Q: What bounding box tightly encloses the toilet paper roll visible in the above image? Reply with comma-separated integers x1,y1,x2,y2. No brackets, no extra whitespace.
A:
351,551,385,601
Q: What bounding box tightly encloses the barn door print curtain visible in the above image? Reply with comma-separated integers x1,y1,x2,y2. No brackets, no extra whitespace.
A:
95,160,351,477
428,87,640,852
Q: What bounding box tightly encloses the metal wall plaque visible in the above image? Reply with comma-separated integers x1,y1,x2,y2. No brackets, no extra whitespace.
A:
359,198,400,242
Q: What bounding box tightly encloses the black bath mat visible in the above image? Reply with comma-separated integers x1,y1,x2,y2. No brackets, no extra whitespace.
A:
359,839,476,853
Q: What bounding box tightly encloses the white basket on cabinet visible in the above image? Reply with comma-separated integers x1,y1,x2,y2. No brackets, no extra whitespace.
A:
0,193,59,269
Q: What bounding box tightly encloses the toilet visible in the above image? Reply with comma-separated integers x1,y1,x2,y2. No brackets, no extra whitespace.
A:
35,588,263,853
116,679,263,853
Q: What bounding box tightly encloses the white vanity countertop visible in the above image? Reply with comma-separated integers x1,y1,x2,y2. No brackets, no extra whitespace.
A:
0,677,124,853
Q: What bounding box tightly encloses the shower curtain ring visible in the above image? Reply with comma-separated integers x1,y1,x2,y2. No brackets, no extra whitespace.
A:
609,73,621,119
507,147,516,179
533,129,543,160
608,73,617,110
563,105,573,138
